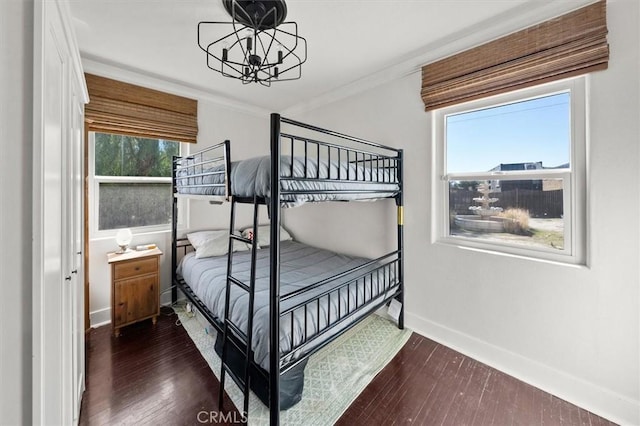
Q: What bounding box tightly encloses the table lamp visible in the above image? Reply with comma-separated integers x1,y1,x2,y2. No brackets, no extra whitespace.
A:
115,228,133,254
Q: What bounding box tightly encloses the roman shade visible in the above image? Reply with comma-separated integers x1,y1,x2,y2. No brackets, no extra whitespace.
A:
84,74,198,143
421,0,609,111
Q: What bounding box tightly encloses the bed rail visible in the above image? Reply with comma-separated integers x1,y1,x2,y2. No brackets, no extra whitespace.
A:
280,116,401,153
172,140,231,201
278,252,401,372
276,117,401,202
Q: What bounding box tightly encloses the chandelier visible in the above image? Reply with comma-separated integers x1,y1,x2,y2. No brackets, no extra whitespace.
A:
197,0,307,86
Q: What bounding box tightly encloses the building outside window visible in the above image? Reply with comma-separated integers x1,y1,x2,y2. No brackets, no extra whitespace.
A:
434,77,586,264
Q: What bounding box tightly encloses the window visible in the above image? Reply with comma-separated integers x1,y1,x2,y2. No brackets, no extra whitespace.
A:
90,132,183,233
434,78,586,264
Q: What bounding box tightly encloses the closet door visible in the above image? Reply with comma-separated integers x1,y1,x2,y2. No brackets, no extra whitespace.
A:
70,81,86,421
33,1,87,424
33,6,67,422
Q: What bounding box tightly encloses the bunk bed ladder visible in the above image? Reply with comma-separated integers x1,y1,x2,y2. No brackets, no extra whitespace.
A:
218,196,260,420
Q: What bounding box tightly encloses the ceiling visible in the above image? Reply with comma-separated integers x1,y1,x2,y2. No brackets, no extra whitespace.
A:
68,0,594,113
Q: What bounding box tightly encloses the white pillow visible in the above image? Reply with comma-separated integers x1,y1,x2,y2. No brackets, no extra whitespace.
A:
187,230,228,258
232,231,251,252
241,225,292,249
187,230,250,258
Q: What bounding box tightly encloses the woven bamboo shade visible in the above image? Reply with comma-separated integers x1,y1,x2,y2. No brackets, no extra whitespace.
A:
421,1,609,111
85,74,198,143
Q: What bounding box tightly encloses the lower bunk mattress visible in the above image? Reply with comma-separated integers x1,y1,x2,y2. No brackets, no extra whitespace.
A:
177,240,399,409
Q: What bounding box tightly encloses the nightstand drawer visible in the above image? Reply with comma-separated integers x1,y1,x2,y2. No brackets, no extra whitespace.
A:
114,257,157,280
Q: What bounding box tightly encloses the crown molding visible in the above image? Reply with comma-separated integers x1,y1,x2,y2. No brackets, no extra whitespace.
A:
282,0,598,117
79,0,599,119
56,1,89,102
80,54,271,118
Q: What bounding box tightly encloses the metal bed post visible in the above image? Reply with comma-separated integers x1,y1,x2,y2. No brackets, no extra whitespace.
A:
171,155,179,304
396,149,404,330
223,140,231,199
218,198,236,410
243,196,260,414
269,113,282,425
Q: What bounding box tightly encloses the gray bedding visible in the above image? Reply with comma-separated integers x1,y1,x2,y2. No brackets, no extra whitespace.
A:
176,155,399,205
177,240,398,371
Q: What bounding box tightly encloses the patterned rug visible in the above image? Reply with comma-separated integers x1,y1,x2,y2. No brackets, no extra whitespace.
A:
176,307,411,425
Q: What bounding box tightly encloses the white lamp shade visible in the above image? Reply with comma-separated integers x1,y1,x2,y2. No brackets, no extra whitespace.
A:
115,228,133,247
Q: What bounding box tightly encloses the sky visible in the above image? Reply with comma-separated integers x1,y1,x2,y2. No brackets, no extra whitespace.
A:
446,92,571,173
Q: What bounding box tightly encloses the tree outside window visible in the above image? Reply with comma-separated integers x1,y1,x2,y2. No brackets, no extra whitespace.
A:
93,133,180,230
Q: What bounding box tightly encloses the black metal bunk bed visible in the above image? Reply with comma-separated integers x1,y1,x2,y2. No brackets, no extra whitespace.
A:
171,113,404,425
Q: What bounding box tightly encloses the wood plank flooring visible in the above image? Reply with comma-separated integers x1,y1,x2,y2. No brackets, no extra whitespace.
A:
79,307,240,426
336,334,616,426
79,308,617,425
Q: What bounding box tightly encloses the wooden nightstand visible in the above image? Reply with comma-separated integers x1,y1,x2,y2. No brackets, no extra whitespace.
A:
108,248,163,337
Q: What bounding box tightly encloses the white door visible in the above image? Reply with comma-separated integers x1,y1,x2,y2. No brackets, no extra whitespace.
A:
71,88,86,421
33,1,87,424
36,15,67,424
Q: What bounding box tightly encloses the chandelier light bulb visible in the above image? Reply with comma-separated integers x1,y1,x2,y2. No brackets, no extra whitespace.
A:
222,42,229,61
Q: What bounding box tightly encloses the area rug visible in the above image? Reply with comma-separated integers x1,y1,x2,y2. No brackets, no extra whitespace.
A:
175,306,411,425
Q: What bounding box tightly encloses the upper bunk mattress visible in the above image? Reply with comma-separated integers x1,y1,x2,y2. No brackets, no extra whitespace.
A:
176,240,399,371
176,155,399,205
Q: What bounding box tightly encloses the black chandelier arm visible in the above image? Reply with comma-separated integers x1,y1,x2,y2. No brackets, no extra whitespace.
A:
205,50,244,78
203,39,253,80
206,43,257,70
198,21,244,57
202,27,306,71
217,57,245,79
255,25,303,64
207,57,302,83
202,38,305,82
273,24,308,65
200,23,267,69
204,41,247,76
254,29,278,65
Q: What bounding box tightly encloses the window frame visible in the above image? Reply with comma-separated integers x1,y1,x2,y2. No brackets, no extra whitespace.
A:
88,131,189,238
433,77,587,265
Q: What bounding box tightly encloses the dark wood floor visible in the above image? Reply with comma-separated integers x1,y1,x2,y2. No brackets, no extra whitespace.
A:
79,307,240,426
79,308,616,425
336,334,616,426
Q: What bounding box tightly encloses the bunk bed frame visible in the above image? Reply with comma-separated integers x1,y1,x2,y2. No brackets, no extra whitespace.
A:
171,113,404,425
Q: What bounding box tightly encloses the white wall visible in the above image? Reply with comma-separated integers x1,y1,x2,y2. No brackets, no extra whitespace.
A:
88,100,269,326
188,103,270,233
0,0,33,423
284,0,640,423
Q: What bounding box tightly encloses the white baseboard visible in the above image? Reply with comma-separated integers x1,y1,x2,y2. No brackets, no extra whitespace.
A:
90,288,182,329
406,312,639,426
160,293,175,307
89,307,111,328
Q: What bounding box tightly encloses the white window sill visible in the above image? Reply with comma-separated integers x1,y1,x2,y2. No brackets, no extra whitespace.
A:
435,237,588,269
